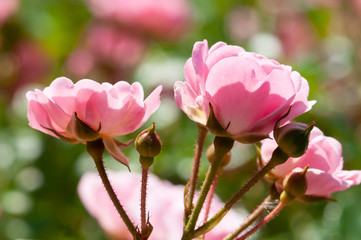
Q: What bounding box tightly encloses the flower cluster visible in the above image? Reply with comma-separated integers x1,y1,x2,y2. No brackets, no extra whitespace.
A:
26,40,361,240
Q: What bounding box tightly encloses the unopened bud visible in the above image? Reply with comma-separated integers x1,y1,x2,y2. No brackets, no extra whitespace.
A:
280,166,309,205
135,123,161,168
274,121,315,158
67,113,100,141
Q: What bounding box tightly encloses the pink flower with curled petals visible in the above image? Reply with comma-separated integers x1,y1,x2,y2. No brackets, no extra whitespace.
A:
174,40,315,143
260,127,361,198
78,171,244,240
84,0,191,41
26,77,162,167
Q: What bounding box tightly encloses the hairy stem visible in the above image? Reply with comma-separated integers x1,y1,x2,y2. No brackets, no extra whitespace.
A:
196,147,288,235
203,175,218,224
185,126,208,224
88,140,140,239
224,195,271,240
182,137,234,240
235,201,285,240
141,167,149,235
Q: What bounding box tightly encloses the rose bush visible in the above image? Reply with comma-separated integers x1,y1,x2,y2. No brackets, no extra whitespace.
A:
78,171,244,240
260,127,361,198
26,77,161,167
174,40,315,143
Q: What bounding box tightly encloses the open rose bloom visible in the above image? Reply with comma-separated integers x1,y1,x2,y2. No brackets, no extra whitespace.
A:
261,127,361,198
78,171,244,240
26,77,162,167
174,40,315,143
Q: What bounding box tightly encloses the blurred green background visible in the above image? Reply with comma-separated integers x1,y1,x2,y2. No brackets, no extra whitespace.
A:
1,0,361,239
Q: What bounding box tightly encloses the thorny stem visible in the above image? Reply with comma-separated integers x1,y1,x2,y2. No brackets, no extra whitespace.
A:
87,140,141,240
224,195,271,240
235,201,285,240
182,137,234,240
195,147,288,235
141,167,149,236
184,125,208,224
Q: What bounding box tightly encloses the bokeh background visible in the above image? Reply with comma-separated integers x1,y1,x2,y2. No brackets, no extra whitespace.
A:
1,0,361,239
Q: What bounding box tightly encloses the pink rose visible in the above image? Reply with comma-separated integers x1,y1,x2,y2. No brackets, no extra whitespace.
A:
260,127,361,198
174,40,315,143
84,0,191,41
78,171,243,240
26,77,162,167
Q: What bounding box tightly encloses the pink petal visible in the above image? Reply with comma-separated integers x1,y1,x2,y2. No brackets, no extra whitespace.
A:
192,40,209,95
129,82,145,106
336,170,361,186
316,135,343,173
32,90,71,130
247,68,297,134
206,57,270,135
284,76,314,120
42,77,77,116
74,79,102,122
86,90,144,136
139,85,162,126
305,169,353,197
174,81,208,125
111,81,137,100
184,58,198,93
208,41,228,53
205,44,245,71
27,100,57,138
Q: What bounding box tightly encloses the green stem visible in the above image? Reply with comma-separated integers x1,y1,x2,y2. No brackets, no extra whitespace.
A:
201,175,218,240
182,136,234,240
195,147,288,235
184,125,208,225
224,195,271,240
203,175,218,224
87,140,141,240
235,201,285,240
